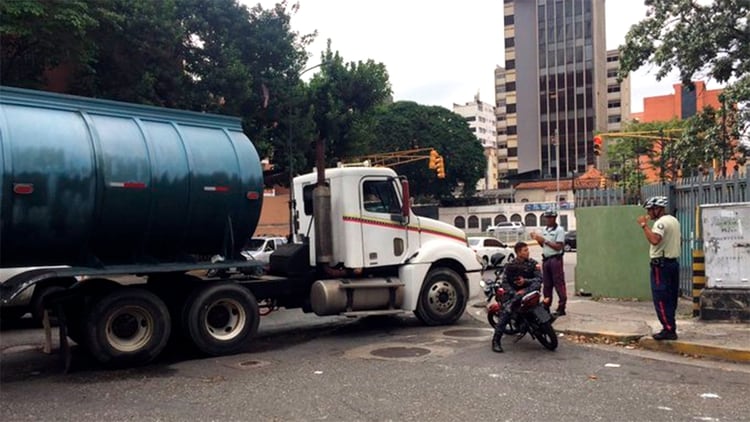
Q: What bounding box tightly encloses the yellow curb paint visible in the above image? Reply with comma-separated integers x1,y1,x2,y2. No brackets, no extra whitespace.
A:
640,338,750,364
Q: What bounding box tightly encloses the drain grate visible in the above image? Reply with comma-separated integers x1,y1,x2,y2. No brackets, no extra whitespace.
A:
369,346,431,358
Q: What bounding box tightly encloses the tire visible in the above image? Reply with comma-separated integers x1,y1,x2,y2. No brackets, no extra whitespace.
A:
486,309,499,328
84,288,171,366
181,282,259,356
31,285,66,327
535,321,558,351
414,267,467,326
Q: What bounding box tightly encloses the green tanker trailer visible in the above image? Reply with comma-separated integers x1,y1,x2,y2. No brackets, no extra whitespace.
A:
0,87,482,369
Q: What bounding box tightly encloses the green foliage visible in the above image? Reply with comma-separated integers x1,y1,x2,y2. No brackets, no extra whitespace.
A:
306,42,392,168
368,101,485,200
618,0,750,164
0,0,102,88
618,0,749,86
606,119,684,193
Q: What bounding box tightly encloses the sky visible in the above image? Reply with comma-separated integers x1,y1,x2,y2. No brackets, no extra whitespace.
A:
247,1,715,113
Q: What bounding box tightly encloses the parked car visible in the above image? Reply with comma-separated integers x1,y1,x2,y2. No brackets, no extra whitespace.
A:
564,230,577,252
468,236,515,267
487,221,526,236
241,236,288,266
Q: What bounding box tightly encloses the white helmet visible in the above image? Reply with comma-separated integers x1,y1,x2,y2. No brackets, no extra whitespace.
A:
643,196,668,209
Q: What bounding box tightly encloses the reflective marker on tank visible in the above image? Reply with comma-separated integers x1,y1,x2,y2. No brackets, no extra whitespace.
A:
13,183,34,195
203,186,230,192
246,191,260,200
109,182,147,189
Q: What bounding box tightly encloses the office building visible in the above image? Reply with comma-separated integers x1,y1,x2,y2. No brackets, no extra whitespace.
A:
501,0,608,182
453,94,498,190
606,49,631,132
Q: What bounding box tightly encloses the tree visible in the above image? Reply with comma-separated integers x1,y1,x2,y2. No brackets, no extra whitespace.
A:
1,0,103,88
1,0,313,164
305,42,392,172
618,0,750,170
368,101,486,200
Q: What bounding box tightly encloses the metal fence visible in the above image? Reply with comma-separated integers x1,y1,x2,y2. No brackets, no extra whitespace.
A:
576,170,750,296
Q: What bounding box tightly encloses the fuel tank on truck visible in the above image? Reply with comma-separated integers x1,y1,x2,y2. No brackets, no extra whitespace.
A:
0,87,264,268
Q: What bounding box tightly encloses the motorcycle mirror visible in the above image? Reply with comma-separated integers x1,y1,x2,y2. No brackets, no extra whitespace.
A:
479,280,487,288
489,253,505,267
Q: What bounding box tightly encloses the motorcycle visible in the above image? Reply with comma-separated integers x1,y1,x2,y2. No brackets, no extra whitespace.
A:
479,253,558,351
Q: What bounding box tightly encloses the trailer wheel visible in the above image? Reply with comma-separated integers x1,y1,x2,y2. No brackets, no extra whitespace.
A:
31,285,66,327
182,282,259,356
414,267,467,326
84,288,171,366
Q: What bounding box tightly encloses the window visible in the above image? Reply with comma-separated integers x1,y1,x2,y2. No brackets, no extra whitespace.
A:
494,214,508,225
505,81,516,92
454,216,466,228
608,115,622,124
608,100,621,108
506,104,517,113
468,215,479,229
504,15,514,25
506,60,515,70
485,238,505,248
362,180,401,214
524,213,538,227
505,37,515,48
607,69,618,78
607,85,621,93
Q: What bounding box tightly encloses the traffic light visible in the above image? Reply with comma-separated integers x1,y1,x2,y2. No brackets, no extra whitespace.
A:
435,156,446,179
599,176,607,189
428,149,440,169
593,135,603,156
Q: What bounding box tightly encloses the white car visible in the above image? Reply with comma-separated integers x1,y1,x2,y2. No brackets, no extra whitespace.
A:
487,221,525,236
468,236,515,267
241,236,288,266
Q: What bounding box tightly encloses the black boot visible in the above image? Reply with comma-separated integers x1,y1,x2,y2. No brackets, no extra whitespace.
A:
492,333,504,353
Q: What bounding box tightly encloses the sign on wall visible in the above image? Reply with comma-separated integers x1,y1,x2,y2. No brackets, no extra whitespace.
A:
701,203,750,289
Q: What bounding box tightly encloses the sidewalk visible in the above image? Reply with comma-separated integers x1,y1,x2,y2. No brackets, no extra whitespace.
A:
469,293,750,364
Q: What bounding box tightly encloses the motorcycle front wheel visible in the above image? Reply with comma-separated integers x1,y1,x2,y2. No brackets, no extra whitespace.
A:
535,321,558,351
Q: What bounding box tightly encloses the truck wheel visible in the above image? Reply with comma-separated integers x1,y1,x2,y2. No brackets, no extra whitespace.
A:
84,288,171,366
182,283,259,356
31,285,66,327
414,267,467,326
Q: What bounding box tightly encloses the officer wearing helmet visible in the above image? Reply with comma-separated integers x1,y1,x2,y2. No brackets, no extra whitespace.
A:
637,196,681,340
530,209,567,317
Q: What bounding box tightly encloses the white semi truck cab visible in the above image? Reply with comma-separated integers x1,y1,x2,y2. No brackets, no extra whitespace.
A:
281,165,482,326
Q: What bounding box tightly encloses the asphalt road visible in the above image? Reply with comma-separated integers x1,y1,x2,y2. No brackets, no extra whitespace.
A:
2,301,749,422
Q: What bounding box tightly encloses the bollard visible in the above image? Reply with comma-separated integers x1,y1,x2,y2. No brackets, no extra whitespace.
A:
692,249,705,318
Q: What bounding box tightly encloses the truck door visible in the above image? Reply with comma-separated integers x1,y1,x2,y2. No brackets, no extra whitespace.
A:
359,179,408,267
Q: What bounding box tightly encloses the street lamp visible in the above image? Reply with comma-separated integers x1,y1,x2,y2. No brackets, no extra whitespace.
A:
554,128,560,210
287,62,325,238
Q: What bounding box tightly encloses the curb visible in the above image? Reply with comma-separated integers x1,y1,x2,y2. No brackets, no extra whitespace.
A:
639,338,750,364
